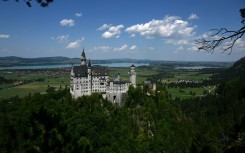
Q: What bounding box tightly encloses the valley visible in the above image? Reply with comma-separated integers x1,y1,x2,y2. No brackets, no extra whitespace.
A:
0,60,231,100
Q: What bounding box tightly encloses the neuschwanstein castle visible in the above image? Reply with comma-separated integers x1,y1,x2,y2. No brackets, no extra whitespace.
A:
70,49,136,105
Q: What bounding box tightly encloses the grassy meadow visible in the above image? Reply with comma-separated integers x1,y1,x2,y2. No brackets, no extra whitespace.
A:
0,64,221,100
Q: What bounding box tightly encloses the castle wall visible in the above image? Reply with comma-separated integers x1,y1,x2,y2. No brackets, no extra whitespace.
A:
106,82,129,105
70,49,136,105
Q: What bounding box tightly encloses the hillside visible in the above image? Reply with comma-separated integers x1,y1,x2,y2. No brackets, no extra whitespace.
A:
212,56,245,80
0,57,245,152
228,56,245,76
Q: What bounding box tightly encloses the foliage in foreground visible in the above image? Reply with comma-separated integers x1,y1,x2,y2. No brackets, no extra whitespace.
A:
0,75,245,152
0,85,193,153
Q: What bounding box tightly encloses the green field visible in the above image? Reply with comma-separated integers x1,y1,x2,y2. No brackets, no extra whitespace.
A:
0,65,220,100
109,66,159,83
0,67,153,99
0,70,70,99
167,86,215,99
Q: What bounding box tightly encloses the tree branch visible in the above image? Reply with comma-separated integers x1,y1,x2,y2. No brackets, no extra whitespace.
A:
3,0,54,7
196,26,245,54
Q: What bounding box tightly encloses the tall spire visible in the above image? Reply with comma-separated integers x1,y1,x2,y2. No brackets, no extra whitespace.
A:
81,48,86,66
82,48,85,57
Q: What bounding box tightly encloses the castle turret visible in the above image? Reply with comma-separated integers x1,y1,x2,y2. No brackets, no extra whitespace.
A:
87,59,92,95
81,48,86,66
88,59,91,73
130,64,136,87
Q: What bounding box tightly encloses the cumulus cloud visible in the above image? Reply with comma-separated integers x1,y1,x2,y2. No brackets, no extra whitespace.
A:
234,38,245,49
97,24,112,31
187,43,199,51
125,16,196,45
0,34,10,39
66,37,85,49
60,19,75,27
188,13,199,20
75,12,82,17
129,45,137,50
224,38,245,52
100,24,124,38
113,44,127,51
51,35,69,43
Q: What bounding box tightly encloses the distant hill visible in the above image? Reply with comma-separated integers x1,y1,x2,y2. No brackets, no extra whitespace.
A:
229,56,245,75
0,56,154,67
0,56,235,68
0,56,79,66
212,56,245,80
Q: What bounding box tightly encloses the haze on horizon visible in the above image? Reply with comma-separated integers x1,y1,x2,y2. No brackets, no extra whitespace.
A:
0,0,245,62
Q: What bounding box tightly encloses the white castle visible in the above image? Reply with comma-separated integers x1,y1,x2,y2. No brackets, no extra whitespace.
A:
70,49,136,105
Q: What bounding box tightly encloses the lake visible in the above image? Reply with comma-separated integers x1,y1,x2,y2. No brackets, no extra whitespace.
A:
0,63,149,70
175,66,220,69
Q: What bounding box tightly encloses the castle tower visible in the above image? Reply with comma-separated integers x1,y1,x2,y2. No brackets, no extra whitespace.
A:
130,64,136,87
81,48,86,66
87,59,92,95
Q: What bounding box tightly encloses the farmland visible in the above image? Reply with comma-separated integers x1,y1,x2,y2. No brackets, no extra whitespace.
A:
0,62,230,100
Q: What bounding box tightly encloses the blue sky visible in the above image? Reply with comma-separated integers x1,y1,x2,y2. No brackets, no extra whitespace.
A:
0,0,244,61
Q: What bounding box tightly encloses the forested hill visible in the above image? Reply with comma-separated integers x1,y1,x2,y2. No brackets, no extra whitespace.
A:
213,56,245,80
178,57,245,152
0,58,245,152
227,56,245,77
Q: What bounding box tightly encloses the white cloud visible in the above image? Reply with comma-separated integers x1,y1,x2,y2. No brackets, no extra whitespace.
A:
148,47,154,50
187,43,199,51
91,44,139,54
226,38,245,52
66,37,85,49
234,38,245,49
60,19,75,27
101,24,124,38
91,46,112,52
129,34,136,37
97,24,112,31
0,34,10,39
176,46,184,51
129,45,137,50
125,16,196,45
113,44,128,51
166,39,189,45
51,35,69,43
188,13,199,20
66,40,81,49
57,35,69,42
75,12,82,17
